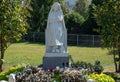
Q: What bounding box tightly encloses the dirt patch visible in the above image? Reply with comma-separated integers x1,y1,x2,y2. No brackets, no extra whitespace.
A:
103,66,115,72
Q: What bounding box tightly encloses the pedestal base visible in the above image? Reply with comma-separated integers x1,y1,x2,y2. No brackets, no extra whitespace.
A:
43,53,69,70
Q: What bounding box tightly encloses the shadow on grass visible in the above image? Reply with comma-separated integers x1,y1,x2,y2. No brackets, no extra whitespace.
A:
13,40,45,45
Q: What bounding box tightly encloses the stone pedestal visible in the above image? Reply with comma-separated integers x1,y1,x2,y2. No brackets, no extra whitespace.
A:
43,53,69,70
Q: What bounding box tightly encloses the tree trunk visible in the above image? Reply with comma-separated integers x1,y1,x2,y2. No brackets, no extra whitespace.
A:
118,53,120,72
0,35,5,72
0,64,3,72
117,44,120,72
113,53,118,72
0,47,5,72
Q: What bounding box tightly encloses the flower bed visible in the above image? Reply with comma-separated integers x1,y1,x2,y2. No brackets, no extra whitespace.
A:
87,73,115,82
0,61,116,82
14,66,88,82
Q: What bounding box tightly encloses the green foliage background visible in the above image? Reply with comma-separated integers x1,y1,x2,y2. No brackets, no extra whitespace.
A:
64,12,85,33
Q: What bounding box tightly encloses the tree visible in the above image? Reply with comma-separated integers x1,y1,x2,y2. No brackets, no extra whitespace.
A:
92,0,105,6
74,0,91,19
27,0,57,33
81,4,98,34
64,12,85,33
0,0,28,72
58,0,69,14
81,0,106,34
93,0,120,72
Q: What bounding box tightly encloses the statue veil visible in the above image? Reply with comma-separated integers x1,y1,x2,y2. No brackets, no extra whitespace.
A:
46,2,67,53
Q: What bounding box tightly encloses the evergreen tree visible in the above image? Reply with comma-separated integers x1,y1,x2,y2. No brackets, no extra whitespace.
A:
81,0,105,34
27,0,57,32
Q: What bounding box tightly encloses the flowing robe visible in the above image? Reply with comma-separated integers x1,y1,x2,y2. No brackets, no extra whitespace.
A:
46,2,67,53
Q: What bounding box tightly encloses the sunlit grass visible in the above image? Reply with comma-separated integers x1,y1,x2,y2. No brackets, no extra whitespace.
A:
4,42,45,70
68,46,114,66
3,42,114,71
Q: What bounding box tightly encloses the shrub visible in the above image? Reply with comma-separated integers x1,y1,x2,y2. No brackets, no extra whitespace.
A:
104,72,120,82
15,66,52,82
93,60,103,74
74,61,93,69
61,68,87,82
0,64,26,80
52,74,61,82
88,73,115,82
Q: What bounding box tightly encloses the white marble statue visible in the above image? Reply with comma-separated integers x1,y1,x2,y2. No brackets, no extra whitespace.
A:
46,2,67,53
87,79,95,82
8,73,16,82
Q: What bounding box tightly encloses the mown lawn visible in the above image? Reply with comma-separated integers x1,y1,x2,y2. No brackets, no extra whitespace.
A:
3,42,114,71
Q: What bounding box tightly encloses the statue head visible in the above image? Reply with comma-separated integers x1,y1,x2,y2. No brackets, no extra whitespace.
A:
51,2,61,12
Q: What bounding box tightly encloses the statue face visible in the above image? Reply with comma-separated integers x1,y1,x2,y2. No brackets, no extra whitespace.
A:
52,3,60,12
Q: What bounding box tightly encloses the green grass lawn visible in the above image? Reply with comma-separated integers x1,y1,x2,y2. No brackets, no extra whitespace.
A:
3,42,114,71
